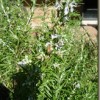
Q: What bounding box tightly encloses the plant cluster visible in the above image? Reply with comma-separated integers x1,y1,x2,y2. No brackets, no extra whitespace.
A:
55,0,82,24
33,22,97,100
0,0,97,100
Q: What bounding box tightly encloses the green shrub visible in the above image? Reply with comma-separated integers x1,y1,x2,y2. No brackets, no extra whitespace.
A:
0,0,33,92
0,0,97,100
33,23,97,100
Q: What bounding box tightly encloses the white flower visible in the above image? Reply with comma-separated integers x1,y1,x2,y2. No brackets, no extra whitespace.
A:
73,82,80,89
64,4,69,20
55,1,61,10
58,39,64,46
55,42,63,50
64,4,69,15
45,42,51,47
53,63,60,68
75,83,80,88
55,44,59,50
51,34,59,39
18,55,32,66
69,1,77,12
45,41,53,47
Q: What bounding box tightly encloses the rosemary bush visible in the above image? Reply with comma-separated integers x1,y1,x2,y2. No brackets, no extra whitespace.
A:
0,0,34,98
34,22,97,100
0,0,97,100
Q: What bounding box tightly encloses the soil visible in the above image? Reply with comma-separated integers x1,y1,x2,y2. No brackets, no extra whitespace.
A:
29,6,56,28
80,26,97,42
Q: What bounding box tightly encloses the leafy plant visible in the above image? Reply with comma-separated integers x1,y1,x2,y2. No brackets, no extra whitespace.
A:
0,0,97,100
33,23,97,100
0,0,34,96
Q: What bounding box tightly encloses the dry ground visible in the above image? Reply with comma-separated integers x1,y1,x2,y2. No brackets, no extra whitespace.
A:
30,6,56,28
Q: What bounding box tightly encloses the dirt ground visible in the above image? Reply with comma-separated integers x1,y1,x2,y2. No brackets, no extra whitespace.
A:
29,6,56,28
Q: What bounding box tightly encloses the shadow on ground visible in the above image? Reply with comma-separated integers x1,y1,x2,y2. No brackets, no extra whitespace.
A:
12,64,41,100
0,83,10,100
